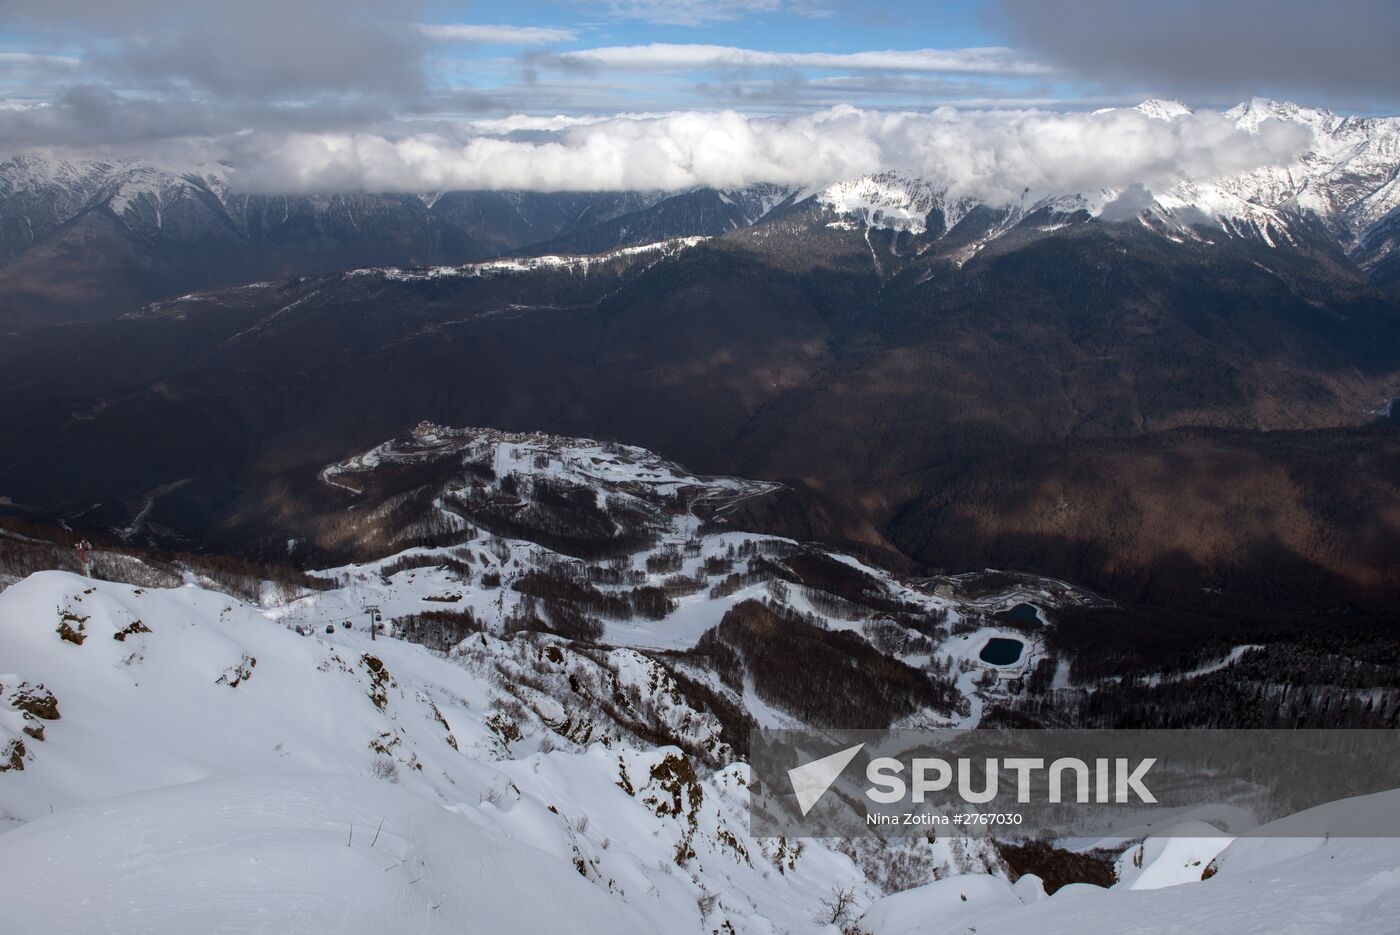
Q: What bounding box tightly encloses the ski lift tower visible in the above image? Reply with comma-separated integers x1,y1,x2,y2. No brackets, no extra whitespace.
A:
365,605,382,640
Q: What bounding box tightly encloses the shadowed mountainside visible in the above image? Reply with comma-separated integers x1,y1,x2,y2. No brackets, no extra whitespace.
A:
0,213,1398,610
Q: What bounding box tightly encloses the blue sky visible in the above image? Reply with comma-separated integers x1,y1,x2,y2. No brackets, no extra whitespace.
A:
9,0,1393,128
405,0,1085,114
0,0,1094,119
0,0,1394,128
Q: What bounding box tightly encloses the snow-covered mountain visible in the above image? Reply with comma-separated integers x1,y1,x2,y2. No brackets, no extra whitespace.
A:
0,153,792,265
0,154,799,325
6,98,1400,326
0,154,488,327
9,95,1389,266
0,154,605,264
813,172,971,236
3,425,1397,933
0,424,1058,932
777,98,1400,268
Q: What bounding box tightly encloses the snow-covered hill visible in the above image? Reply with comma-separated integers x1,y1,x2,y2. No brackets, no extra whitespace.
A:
858,792,1400,935
4,566,1396,933
0,423,1080,932
345,235,709,283
262,423,1098,727
0,567,994,934
3,422,1397,932
2,774,655,935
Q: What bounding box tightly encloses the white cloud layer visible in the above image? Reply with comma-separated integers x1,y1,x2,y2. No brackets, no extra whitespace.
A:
555,44,1049,75
228,105,1312,203
0,53,82,67
418,24,578,44
596,0,801,27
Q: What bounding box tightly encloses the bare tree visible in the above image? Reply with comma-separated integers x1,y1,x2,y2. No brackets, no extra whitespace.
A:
816,885,858,926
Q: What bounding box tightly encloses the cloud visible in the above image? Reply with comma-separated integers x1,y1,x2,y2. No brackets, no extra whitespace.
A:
689,73,1079,111
7,0,429,99
0,0,1347,191
994,0,1400,106
0,85,402,150
596,0,785,27
224,105,1312,202
595,0,841,26
552,43,1050,76
0,53,82,68
1097,182,1156,222
418,24,577,45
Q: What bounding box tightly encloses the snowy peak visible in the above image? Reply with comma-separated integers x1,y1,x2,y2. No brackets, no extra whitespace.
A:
7,95,1400,300
96,161,230,218
0,155,119,261
716,183,798,226
779,99,1400,263
0,154,229,219
1134,99,1193,121
0,153,111,194
1215,97,1400,242
813,172,955,235
1226,96,1342,134
793,99,1400,263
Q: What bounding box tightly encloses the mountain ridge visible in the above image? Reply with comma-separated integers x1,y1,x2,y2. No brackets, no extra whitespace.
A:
6,98,1400,326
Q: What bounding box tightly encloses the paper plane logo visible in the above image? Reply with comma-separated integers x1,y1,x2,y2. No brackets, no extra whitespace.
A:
788,743,865,816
